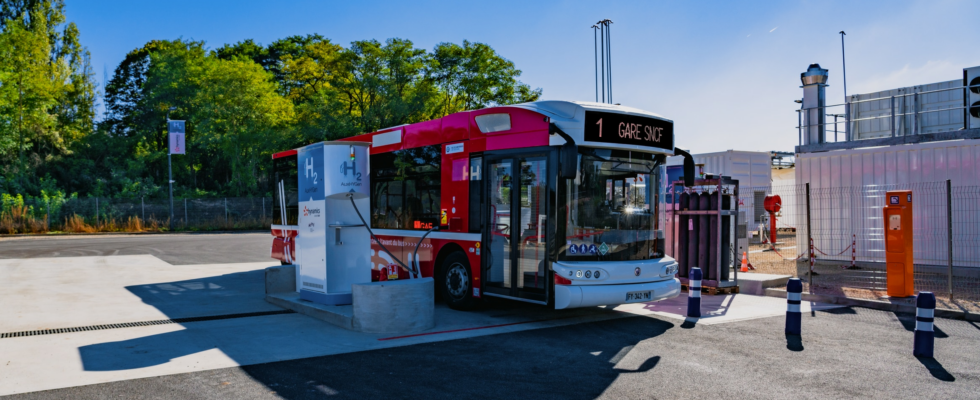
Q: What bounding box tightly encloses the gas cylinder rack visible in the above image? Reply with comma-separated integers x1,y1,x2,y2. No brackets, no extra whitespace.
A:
670,176,740,294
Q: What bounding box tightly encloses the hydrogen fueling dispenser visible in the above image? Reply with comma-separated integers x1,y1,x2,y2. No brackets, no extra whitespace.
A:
296,141,372,305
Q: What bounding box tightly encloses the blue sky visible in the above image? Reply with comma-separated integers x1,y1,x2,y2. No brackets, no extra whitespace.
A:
67,0,980,153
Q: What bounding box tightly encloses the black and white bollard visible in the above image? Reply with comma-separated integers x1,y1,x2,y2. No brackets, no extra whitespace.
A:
785,278,802,335
913,291,936,358
687,267,702,318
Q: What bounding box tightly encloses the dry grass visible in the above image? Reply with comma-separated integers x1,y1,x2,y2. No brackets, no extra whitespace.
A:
62,215,166,233
3,212,270,235
0,205,48,234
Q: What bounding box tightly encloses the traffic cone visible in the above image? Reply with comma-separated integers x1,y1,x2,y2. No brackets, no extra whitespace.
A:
740,252,749,272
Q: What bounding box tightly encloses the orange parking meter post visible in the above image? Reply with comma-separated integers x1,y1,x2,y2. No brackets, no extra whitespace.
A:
883,190,914,297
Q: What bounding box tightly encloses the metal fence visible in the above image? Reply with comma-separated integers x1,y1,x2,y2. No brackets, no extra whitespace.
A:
796,81,976,146
741,181,980,304
15,197,273,231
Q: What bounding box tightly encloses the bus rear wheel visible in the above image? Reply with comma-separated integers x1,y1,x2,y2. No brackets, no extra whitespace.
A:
439,251,476,311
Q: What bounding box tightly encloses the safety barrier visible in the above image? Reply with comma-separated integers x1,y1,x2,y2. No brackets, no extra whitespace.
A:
785,278,803,335
913,292,936,358
687,267,702,318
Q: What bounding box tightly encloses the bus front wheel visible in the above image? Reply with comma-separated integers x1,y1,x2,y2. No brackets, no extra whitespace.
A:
439,251,476,311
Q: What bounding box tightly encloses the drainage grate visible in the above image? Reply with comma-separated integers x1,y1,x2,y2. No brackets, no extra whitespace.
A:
0,309,295,339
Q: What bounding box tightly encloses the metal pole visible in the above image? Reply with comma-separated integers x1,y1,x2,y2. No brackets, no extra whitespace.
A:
891,96,896,137
606,21,612,104
798,110,802,146
184,198,188,226
840,31,847,99
95,197,99,227
947,179,953,302
141,196,145,221
593,25,599,103
845,102,851,141
967,84,972,130
225,198,228,225
168,153,174,230
599,24,605,104
913,92,919,136
834,115,838,142
805,182,813,294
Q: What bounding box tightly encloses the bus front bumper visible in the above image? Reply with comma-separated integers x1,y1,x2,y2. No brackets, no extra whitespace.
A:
554,278,681,310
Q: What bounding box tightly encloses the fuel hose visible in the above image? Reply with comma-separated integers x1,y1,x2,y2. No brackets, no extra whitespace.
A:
348,194,434,278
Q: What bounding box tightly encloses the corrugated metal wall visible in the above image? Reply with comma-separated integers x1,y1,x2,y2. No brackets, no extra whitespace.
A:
796,139,980,187
849,79,964,140
796,139,980,267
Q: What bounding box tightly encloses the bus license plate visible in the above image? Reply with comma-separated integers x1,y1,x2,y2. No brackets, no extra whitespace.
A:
626,291,651,302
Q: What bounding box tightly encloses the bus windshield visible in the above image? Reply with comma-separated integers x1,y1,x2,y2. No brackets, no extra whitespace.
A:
561,148,664,262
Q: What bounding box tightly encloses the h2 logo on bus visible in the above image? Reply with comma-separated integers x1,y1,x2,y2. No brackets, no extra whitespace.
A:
340,161,362,181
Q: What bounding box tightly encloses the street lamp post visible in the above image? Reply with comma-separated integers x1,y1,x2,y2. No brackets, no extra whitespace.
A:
840,31,847,98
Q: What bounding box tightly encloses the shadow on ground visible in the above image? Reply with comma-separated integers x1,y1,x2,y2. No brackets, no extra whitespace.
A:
78,270,279,371
77,269,672,400
239,316,673,399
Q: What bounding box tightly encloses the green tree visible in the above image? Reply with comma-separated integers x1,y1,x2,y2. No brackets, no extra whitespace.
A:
0,0,94,195
331,38,436,134
430,40,541,116
184,56,296,195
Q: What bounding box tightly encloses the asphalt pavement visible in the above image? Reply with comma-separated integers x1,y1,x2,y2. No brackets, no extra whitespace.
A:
6,306,978,399
2,233,977,399
0,232,272,265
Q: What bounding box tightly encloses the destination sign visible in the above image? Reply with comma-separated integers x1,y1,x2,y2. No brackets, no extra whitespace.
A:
583,111,674,152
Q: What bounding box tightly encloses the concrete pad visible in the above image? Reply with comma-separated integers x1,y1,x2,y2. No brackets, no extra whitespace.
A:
352,278,434,334
0,255,279,332
737,273,792,295
264,264,295,294
266,292,354,329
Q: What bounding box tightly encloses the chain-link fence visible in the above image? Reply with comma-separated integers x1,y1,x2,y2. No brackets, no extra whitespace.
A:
2,196,273,233
741,181,980,310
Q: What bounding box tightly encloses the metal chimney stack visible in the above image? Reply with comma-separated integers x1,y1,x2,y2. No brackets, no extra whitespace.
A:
801,64,829,145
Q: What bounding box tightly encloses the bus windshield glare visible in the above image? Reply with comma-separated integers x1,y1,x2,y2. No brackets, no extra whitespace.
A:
561,148,664,262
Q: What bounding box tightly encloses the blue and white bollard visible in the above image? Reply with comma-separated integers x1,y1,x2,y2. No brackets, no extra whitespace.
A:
785,278,802,335
687,268,702,318
913,291,936,358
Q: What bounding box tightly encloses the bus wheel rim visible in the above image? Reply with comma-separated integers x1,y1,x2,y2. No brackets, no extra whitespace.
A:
446,262,468,299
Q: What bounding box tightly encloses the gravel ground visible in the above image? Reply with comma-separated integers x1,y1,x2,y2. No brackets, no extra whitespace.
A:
744,236,980,314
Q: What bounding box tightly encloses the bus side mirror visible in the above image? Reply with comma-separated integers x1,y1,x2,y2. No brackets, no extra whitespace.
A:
673,148,696,187
550,122,578,180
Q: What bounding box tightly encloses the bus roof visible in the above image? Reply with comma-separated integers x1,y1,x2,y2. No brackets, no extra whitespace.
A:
321,100,677,156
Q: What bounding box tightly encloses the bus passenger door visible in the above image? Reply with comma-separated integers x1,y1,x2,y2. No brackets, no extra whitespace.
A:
485,159,512,291
482,151,550,305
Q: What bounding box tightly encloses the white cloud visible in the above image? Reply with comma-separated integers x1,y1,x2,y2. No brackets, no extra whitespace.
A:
769,27,778,33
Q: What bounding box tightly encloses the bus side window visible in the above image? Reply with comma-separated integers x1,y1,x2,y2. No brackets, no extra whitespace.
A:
469,156,483,233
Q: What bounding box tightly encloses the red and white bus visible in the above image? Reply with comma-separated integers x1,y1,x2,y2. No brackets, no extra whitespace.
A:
272,100,683,310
